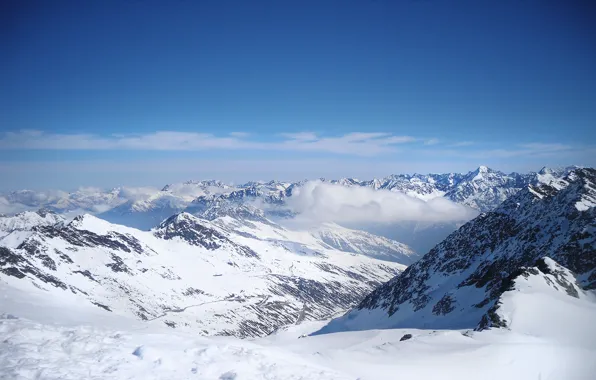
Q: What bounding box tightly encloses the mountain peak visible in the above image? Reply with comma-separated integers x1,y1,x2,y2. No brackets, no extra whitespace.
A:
157,212,198,228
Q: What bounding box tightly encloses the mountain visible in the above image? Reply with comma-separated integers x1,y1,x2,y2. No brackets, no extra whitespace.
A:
1,166,579,238
0,210,65,238
0,211,409,338
0,167,552,214
316,168,596,333
476,257,592,331
308,223,418,264
98,194,189,230
443,166,534,212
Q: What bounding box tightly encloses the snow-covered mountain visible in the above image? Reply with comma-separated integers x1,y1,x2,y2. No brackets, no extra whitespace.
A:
316,167,596,333
476,257,592,331
2,166,573,221
0,210,65,238
0,166,581,260
0,210,411,338
1,168,595,379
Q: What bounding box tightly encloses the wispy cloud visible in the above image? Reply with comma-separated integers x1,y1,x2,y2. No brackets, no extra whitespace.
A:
228,132,250,138
451,141,474,147
424,138,440,145
279,132,318,141
427,142,579,159
278,132,416,155
0,130,418,156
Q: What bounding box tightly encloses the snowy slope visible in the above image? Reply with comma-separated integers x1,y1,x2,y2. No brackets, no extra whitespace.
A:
1,284,594,380
309,222,418,264
0,210,65,238
0,212,406,338
317,168,596,333
477,257,595,341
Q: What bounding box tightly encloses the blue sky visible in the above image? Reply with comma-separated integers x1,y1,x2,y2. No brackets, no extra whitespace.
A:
1,0,595,190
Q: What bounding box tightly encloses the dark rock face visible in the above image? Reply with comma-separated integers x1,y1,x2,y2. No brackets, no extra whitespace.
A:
400,334,413,341
0,247,68,289
154,213,259,258
37,223,145,255
327,168,596,331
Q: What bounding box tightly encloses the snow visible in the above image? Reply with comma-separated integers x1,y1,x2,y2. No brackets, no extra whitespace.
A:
0,211,64,237
1,288,594,380
1,167,595,379
0,211,408,337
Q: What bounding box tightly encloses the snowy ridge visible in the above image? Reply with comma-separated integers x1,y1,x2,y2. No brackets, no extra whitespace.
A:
0,212,407,338
0,210,65,238
316,168,596,334
476,257,592,333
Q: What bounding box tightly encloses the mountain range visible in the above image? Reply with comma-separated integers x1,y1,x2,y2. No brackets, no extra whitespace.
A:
2,166,579,224
0,209,415,337
1,165,594,342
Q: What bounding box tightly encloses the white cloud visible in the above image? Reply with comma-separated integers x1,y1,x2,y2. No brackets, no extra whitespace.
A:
451,141,474,147
279,132,416,155
424,138,440,145
286,181,478,224
228,132,250,138
279,132,319,141
117,187,160,202
0,130,417,156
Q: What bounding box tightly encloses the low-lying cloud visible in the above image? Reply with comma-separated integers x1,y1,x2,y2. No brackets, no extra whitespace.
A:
287,181,479,224
0,197,32,215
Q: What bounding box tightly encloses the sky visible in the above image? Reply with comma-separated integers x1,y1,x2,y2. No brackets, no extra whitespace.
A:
1,0,595,190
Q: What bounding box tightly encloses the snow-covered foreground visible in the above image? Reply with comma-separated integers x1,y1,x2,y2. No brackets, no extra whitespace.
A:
2,315,594,380
1,285,594,380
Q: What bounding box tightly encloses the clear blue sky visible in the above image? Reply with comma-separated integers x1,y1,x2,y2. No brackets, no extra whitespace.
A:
1,0,595,190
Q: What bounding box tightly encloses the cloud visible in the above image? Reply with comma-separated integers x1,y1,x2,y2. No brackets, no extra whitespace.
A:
286,181,479,224
424,138,440,145
279,132,416,155
427,142,581,160
117,187,160,202
0,197,32,215
0,130,417,156
228,132,250,138
451,141,474,147
279,132,318,141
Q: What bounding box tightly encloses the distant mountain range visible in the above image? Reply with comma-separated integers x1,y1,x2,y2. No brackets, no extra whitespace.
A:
1,166,580,227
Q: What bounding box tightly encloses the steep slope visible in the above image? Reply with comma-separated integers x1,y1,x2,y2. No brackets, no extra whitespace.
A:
0,212,405,338
309,223,418,264
317,168,596,333
476,257,593,335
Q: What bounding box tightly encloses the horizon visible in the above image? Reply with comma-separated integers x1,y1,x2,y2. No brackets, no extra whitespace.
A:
0,163,581,193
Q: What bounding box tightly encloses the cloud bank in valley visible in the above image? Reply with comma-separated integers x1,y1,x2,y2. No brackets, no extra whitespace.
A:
286,181,479,224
